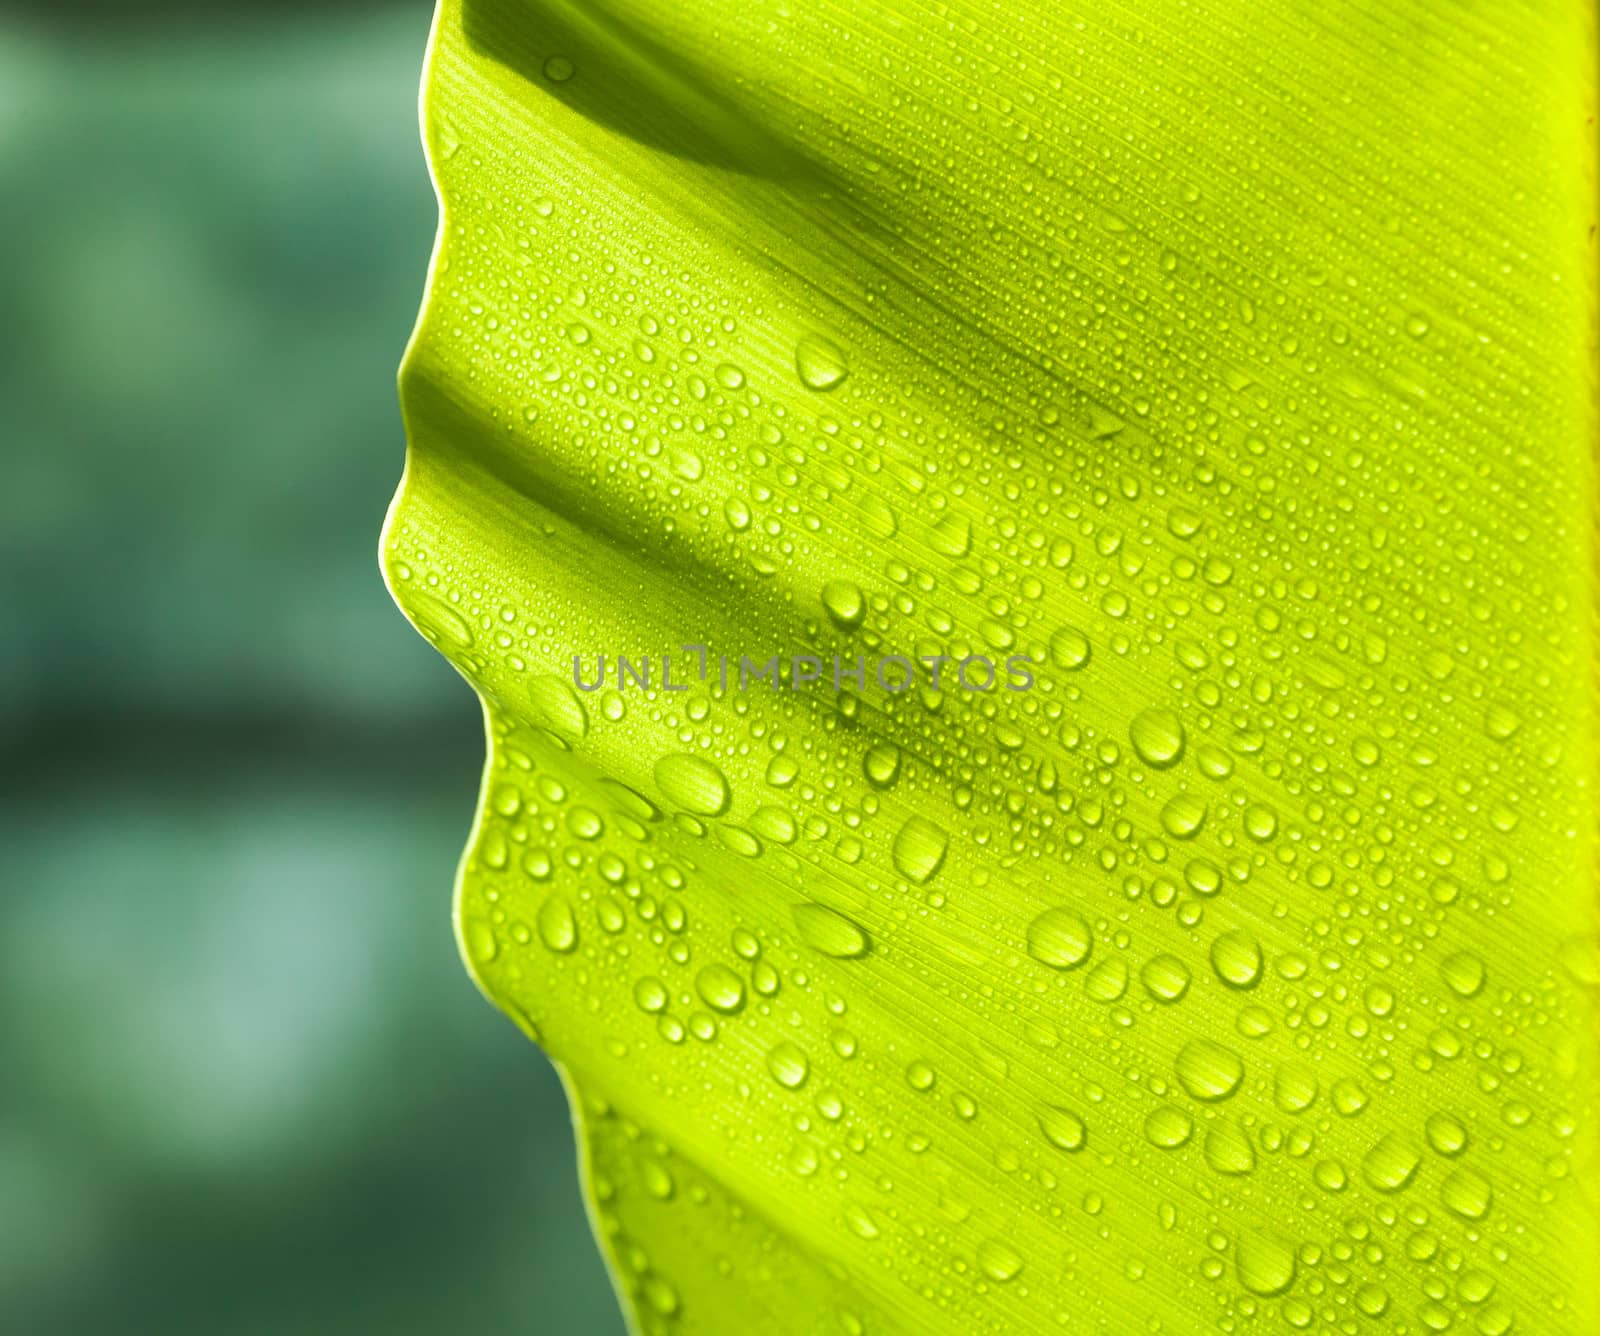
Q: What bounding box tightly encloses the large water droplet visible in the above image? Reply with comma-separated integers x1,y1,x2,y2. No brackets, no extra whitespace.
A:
930,513,972,558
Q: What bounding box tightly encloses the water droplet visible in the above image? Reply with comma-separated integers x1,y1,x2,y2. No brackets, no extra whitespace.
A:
1440,1167,1493,1219
767,1041,810,1089
1026,907,1093,970
641,1157,675,1200
1038,1106,1087,1152
892,816,948,884
905,1059,937,1091
1236,1232,1297,1297
542,54,574,82
843,1203,880,1239
641,1274,679,1316
1273,1066,1318,1114
1332,1078,1369,1117
977,1239,1024,1283
793,902,870,958
1160,794,1208,840
1144,1105,1193,1149
1141,954,1191,1003
1130,709,1186,768
1356,1284,1390,1318
1483,703,1521,740
1203,1120,1256,1175
1440,950,1486,998
526,675,589,738
1084,956,1128,1002
1361,1133,1421,1192
536,895,578,953
1210,930,1263,989
930,513,972,558
795,334,848,390
695,963,746,1013
1175,1039,1244,1101
1425,1111,1469,1156
821,579,866,629
633,976,668,1013
1049,626,1092,670
654,753,731,816
863,743,901,788
463,918,498,964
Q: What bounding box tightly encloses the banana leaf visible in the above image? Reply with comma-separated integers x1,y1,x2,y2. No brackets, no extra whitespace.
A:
383,1,1599,1331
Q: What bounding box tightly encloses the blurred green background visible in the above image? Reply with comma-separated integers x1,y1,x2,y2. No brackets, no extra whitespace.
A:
0,3,623,1331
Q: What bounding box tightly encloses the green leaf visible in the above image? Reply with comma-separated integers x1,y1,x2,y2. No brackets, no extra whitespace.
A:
383,1,1598,1331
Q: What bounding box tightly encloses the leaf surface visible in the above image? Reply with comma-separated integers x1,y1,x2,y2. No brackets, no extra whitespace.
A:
384,1,1599,1331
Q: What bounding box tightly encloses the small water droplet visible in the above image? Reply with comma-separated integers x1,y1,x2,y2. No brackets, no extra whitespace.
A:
892,816,948,884
536,896,578,953
1440,1167,1493,1219
793,902,870,958
821,579,866,629
1175,1039,1244,1101
654,753,731,816
1425,1111,1469,1156
695,963,746,1013
1160,794,1208,840
1130,709,1186,768
1039,1106,1087,1152
977,1239,1023,1283
1236,1232,1297,1297
863,743,901,788
1140,953,1191,1003
1361,1133,1421,1192
1049,626,1092,670
1203,1120,1256,1176
795,334,848,390
1440,950,1486,998
1143,1104,1193,1149
1210,930,1263,989
1026,907,1093,970
767,1041,810,1089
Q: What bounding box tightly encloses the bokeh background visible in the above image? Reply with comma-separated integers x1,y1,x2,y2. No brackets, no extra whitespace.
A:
0,2,623,1330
